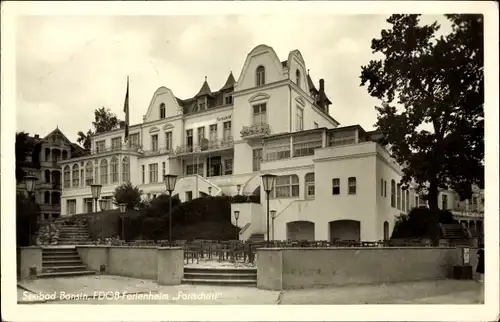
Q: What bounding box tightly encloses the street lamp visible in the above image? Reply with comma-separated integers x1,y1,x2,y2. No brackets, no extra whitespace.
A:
261,174,277,246
208,186,212,196
164,174,178,246
236,184,241,195
90,184,102,213
271,210,277,241
99,199,109,212
234,210,240,240
24,175,38,201
119,203,127,213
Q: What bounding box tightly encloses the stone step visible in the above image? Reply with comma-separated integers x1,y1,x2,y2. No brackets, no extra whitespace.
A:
43,259,84,265
38,270,96,278
181,278,256,286
183,272,256,281
42,265,88,273
42,250,78,255
43,255,81,260
184,267,257,274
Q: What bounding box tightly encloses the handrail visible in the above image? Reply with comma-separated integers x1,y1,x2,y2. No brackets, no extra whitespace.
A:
239,223,251,236
274,199,311,219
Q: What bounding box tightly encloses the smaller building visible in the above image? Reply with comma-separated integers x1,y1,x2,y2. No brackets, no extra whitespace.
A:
16,128,84,222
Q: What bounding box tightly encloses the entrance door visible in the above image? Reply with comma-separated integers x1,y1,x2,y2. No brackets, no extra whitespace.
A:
208,156,222,177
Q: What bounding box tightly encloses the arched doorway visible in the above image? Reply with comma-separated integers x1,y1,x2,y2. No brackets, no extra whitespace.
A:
329,220,361,242
286,221,315,241
383,221,389,240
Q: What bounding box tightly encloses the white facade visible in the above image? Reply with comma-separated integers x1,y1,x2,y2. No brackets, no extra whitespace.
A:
61,44,420,241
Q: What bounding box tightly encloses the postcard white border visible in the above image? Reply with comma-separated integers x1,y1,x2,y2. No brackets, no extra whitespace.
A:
1,1,498,321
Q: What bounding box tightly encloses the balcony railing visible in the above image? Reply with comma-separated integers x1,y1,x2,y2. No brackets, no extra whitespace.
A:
142,147,174,157
240,124,271,139
175,138,234,156
92,144,142,155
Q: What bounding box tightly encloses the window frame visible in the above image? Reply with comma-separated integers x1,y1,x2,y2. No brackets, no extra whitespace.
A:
332,178,340,195
348,177,357,195
273,175,299,199
305,173,315,199
256,65,265,86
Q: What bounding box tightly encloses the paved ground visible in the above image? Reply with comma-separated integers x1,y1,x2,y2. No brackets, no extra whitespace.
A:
18,276,483,305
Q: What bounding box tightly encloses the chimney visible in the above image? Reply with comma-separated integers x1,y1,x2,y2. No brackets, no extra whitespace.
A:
319,79,326,110
34,134,39,139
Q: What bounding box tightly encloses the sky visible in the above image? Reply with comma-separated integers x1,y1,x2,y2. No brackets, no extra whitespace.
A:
16,13,449,143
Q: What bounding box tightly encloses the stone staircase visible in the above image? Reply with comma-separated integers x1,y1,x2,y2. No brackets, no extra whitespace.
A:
57,222,93,245
39,247,95,278
182,267,257,286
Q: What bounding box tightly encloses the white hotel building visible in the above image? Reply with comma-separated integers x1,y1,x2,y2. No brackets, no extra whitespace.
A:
60,44,465,242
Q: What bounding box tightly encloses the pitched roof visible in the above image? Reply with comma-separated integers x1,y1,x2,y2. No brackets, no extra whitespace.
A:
195,78,213,97
307,74,318,92
220,72,236,91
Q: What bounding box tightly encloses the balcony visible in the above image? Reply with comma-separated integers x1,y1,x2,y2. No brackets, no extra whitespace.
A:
174,138,234,157
40,160,61,168
240,124,271,139
40,203,61,212
92,144,142,155
142,147,174,157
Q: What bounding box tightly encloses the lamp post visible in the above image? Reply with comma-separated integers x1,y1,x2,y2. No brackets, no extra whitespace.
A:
90,184,102,213
236,184,241,195
24,175,38,243
208,186,212,196
261,174,277,246
271,210,277,241
234,210,240,240
119,203,127,213
164,174,178,246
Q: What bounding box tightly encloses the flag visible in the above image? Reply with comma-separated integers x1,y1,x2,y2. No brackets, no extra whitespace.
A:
123,76,130,142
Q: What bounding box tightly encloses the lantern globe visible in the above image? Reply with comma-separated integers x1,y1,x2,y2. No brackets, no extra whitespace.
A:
271,210,277,219
164,174,178,193
24,175,38,193
90,184,102,199
261,174,277,193
234,210,240,220
119,203,127,213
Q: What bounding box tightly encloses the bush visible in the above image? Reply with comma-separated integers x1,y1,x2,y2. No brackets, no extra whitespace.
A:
16,193,40,246
143,194,181,218
391,207,459,242
231,194,260,204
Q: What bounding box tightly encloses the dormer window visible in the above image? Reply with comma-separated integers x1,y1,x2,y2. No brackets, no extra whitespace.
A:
256,66,265,86
159,103,166,119
224,92,233,105
197,98,206,111
296,70,301,87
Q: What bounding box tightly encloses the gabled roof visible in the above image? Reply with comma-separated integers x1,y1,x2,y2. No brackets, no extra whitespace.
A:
220,72,236,91
42,127,73,145
195,78,213,97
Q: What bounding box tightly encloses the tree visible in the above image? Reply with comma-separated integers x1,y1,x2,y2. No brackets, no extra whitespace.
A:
360,14,484,210
17,193,40,246
77,107,123,150
15,132,39,182
143,194,181,218
113,182,142,210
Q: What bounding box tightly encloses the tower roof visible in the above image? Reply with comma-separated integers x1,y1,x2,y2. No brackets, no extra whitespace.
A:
195,76,213,97
220,72,236,91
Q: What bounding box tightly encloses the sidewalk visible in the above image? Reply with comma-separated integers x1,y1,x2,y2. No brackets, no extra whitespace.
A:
18,276,483,305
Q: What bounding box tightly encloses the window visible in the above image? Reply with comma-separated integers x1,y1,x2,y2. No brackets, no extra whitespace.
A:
256,65,265,86
293,133,322,157
151,134,158,152
472,196,477,209
186,129,193,150
384,180,387,197
129,133,140,148
72,165,80,187
329,130,356,147
305,173,315,198
273,175,299,198
406,190,410,212
122,157,130,182
63,166,71,188
348,177,357,195
265,139,290,161
209,124,217,142
402,187,406,211
142,165,145,184
296,69,301,86
296,106,304,131
111,137,122,151
253,148,262,171
186,163,204,176
149,163,158,183
224,92,233,105
332,178,340,195
44,191,50,204
162,162,166,177
223,121,231,141
314,122,319,129
84,198,93,213
442,194,448,210
165,132,172,151
391,180,396,207
185,191,193,202
85,161,93,186
96,140,105,153
100,159,108,184
396,183,401,210
110,157,119,183
253,103,267,125
380,179,384,197
67,199,76,215
160,103,166,119
198,99,206,111
224,159,233,175
197,127,205,145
